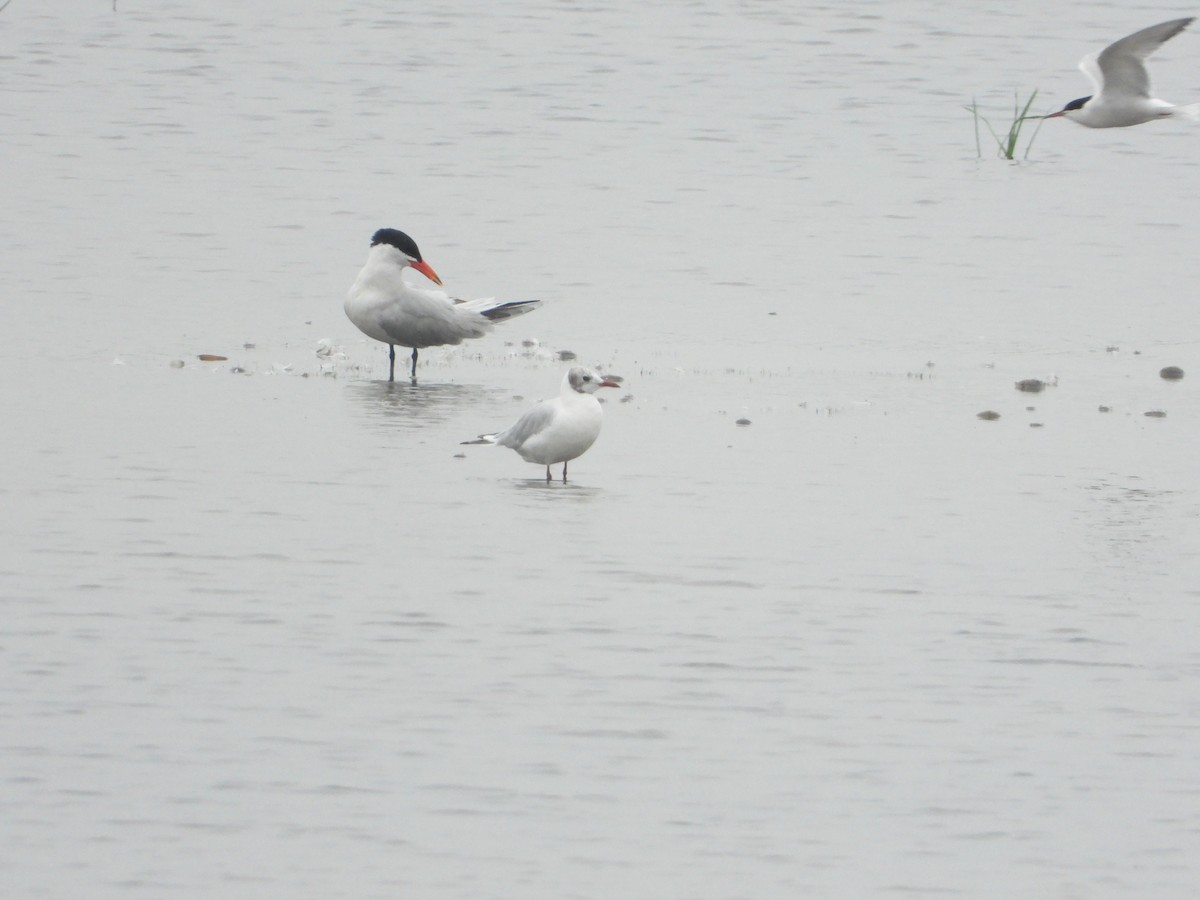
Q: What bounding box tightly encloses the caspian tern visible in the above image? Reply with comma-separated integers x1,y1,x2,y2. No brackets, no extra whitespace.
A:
462,367,620,482
1045,17,1198,127
345,228,542,381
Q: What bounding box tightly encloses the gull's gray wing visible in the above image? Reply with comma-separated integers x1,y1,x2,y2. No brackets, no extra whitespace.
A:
493,400,556,451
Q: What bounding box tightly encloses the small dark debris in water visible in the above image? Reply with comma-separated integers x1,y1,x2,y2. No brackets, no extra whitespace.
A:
619,394,634,403
230,366,248,375
1029,422,1044,428
453,452,466,459
1160,366,1185,380
1015,379,1045,393
977,410,1001,420
243,342,256,350
557,349,577,361
1098,405,1111,413
1106,345,1120,353
169,359,185,369
1144,410,1167,418
736,418,752,426
198,354,227,362
1025,406,1035,412
768,311,777,316
521,339,538,348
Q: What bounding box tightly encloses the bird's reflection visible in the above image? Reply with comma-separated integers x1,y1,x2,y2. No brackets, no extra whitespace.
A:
509,478,604,502
343,378,500,430
1082,477,1177,566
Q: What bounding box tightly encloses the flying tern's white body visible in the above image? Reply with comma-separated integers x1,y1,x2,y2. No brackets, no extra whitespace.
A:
464,367,619,482
1046,18,1199,128
345,228,541,380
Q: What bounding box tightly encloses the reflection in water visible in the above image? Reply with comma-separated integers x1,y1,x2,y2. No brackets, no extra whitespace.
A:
1081,477,1178,570
510,477,603,502
342,379,498,429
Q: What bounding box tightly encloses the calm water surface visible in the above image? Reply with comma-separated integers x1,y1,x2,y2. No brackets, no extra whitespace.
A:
2,1,1199,897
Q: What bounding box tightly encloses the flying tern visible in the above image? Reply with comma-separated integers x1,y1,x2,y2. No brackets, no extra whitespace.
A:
1045,17,1198,127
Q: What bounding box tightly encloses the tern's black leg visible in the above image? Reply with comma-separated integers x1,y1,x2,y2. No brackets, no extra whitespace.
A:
545,465,552,483
410,348,419,379
387,344,396,382
562,461,568,483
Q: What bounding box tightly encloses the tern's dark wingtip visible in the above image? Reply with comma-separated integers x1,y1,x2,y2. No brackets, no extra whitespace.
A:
1164,17,1195,40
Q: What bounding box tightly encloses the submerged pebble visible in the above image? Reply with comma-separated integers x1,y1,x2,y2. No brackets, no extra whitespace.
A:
1144,410,1167,418
1015,379,1045,393
557,349,577,361
977,410,1000,420
1160,366,1185,380
736,418,751,426
1098,405,1111,413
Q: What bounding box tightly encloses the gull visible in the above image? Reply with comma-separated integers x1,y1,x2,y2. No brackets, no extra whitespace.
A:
462,367,620,482
345,228,542,381
1045,17,1198,127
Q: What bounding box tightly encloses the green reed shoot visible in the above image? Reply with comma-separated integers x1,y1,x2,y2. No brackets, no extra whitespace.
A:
967,91,1046,161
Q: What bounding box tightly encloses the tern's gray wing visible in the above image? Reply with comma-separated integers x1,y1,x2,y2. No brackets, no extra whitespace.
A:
1078,52,1106,94
375,285,492,348
1091,17,1194,98
494,400,556,451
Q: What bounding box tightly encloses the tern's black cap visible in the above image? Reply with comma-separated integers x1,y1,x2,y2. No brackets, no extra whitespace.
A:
370,228,423,260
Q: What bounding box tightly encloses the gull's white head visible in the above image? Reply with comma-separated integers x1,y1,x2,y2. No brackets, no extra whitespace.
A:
566,367,620,395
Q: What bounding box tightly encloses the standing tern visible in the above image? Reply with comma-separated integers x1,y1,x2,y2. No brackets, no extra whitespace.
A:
1045,17,1198,127
345,228,542,381
462,367,620,482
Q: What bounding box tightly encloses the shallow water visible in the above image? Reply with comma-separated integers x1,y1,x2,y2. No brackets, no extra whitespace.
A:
3,1,1199,897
